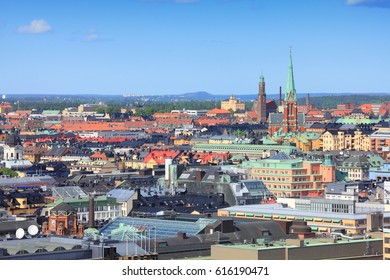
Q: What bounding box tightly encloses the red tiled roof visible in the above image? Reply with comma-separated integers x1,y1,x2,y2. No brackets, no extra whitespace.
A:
193,152,229,165
246,111,259,119
0,103,13,108
90,152,107,161
359,104,373,114
196,118,230,126
143,150,181,164
206,108,230,115
306,110,323,116
329,109,352,116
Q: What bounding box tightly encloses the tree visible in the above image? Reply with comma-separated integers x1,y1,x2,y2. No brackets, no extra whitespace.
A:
0,168,18,177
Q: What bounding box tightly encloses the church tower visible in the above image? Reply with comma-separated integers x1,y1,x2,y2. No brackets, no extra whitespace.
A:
282,50,298,133
252,75,267,123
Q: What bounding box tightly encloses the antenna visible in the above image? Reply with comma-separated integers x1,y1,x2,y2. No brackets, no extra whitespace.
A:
15,228,25,239
28,225,39,236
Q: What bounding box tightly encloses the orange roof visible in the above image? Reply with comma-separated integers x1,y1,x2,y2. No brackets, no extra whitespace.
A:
153,112,189,119
306,110,323,116
0,124,13,130
330,109,352,116
193,152,229,165
197,118,230,126
157,118,193,126
359,103,373,114
143,150,181,164
0,103,13,108
246,111,259,119
206,108,230,115
90,152,107,161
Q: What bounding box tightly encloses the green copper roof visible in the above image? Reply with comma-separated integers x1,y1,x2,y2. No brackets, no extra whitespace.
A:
322,154,334,166
285,50,296,101
259,74,265,83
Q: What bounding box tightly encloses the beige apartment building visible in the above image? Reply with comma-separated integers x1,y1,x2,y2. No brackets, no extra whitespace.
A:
384,228,390,260
221,95,245,112
322,130,371,151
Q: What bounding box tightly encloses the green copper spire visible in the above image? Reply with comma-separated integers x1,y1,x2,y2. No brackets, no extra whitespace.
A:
260,74,265,83
285,49,296,101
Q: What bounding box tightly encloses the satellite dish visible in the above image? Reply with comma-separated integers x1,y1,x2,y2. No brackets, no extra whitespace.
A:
15,228,25,239
28,225,39,236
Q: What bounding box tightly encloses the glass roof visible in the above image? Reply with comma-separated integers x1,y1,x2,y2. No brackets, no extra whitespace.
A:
99,217,217,241
52,186,87,200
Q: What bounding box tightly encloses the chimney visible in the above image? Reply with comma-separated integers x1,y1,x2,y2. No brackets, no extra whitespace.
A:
88,193,95,229
279,86,282,106
306,93,310,112
177,231,187,239
195,170,205,182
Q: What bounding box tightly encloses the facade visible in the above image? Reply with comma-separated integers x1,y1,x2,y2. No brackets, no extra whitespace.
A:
369,163,390,182
107,189,138,216
2,144,23,160
221,95,245,112
44,202,84,237
288,132,322,152
44,196,121,223
336,155,384,181
241,153,335,198
211,237,383,260
371,130,390,154
218,204,390,235
384,228,390,260
322,130,371,151
191,143,298,159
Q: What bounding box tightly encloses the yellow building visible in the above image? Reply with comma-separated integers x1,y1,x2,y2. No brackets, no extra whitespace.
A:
322,130,371,151
354,130,371,151
221,95,245,112
173,137,191,146
384,228,390,260
288,132,322,152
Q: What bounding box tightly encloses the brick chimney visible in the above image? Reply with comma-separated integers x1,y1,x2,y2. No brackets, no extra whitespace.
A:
88,193,95,229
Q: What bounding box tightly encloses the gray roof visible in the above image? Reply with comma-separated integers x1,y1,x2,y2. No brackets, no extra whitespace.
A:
268,113,305,125
0,220,39,235
52,186,87,200
269,152,294,160
0,176,54,187
221,204,390,220
325,181,348,193
340,156,371,168
107,189,136,202
51,202,73,213
339,124,356,130
0,236,83,255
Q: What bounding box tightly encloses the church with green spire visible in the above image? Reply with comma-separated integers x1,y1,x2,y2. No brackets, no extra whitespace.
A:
282,50,299,133
267,50,306,136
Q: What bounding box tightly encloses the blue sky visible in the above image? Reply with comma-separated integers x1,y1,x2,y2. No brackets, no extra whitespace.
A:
0,0,389,95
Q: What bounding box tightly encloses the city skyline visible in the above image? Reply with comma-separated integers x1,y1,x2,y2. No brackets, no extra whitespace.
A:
1,0,390,95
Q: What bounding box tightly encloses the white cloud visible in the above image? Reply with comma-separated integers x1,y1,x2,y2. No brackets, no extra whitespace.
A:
347,0,365,4
84,28,99,42
346,0,390,8
17,19,52,34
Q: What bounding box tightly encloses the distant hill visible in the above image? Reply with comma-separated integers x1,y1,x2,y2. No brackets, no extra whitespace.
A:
297,94,390,109
176,91,221,100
